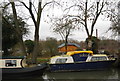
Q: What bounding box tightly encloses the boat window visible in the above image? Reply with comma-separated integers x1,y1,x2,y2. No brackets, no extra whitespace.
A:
55,58,67,63
91,56,107,61
79,53,90,57
5,60,17,67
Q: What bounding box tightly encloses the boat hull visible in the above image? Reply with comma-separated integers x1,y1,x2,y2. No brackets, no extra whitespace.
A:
2,63,47,79
49,60,116,72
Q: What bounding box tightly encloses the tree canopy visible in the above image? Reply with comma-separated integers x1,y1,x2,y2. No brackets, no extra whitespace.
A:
45,37,58,56
2,14,28,56
109,1,120,36
24,40,34,55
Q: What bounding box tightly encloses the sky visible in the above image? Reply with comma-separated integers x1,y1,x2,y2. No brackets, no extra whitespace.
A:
1,0,119,41
38,16,112,41
25,16,113,42
23,0,118,42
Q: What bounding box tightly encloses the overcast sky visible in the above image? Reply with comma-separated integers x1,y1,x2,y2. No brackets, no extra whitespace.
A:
22,0,120,42
2,0,119,41
39,17,113,41
25,15,113,42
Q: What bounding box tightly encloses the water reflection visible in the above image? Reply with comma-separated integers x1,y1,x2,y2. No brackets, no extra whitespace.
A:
42,68,118,79
2,68,119,81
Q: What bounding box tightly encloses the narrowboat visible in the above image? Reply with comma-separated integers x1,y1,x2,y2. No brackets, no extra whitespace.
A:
48,51,116,72
0,56,47,79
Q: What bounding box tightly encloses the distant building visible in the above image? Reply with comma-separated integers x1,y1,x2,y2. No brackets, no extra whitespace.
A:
58,43,80,53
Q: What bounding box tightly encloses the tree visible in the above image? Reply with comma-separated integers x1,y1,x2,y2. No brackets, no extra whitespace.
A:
24,40,34,55
2,14,28,56
3,0,60,64
86,36,99,53
45,37,58,56
2,16,18,56
63,0,117,51
109,1,120,36
19,0,60,64
10,2,28,56
19,0,41,63
52,16,78,53
109,1,120,67
109,17,120,37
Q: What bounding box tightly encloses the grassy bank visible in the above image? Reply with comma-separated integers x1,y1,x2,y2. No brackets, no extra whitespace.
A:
37,57,50,63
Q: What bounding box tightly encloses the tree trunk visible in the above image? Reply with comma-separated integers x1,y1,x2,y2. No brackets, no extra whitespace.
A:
84,1,104,51
86,35,92,50
31,2,42,64
32,25,40,63
10,2,27,56
21,1,42,64
32,41,39,64
84,0,90,37
65,36,68,53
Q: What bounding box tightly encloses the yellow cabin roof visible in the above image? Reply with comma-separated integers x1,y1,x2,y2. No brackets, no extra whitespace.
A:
66,51,93,56
51,55,69,59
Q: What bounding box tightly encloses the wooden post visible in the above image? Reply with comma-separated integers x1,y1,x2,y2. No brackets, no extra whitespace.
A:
96,29,98,38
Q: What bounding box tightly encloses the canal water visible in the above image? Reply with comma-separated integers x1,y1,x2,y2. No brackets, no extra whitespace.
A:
3,68,120,81
42,68,119,79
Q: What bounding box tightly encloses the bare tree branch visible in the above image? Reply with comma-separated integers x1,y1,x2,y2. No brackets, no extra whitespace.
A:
84,0,90,37
31,2,38,14
91,1,105,36
20,1,29,10
20,1,37,29
42,0,61,10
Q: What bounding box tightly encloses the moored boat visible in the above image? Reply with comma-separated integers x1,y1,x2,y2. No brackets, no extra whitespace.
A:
0,56,47,79
48,51,116,72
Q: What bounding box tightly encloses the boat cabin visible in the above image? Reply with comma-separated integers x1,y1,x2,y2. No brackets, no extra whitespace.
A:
49,51,111,64
66,51,93,62
0,56,26,68
49,55,74,64
86,54,109,62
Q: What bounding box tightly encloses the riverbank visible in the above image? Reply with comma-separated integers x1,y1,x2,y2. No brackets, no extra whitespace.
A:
37,57,49,63
26,57,49,67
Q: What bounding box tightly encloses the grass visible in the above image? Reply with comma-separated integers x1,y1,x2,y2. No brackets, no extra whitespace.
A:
37,57,50,63
25,58,50,67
